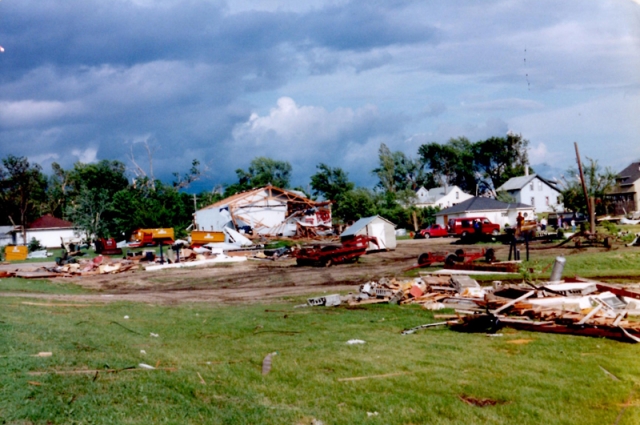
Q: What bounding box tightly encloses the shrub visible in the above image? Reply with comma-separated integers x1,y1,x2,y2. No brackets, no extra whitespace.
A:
27,237,44,252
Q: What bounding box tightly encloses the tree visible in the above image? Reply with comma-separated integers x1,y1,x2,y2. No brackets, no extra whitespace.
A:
418,137,475,192
418,135,530,195
66,187,111,240
333,188,377,223
559,158,616,215
310,164,354,202
173,159,203,190
473,133,530,195
226,157,292,196
45,162,71,218
61,160,129,239
0,155,47,242
373,144,430,194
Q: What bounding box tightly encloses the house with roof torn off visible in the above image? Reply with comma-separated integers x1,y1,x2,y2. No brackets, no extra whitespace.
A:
194,185,332,238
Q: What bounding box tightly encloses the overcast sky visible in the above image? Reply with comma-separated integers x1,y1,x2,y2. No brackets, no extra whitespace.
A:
1,0,639,191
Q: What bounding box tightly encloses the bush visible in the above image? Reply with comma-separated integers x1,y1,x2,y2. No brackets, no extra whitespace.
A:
27,237,44,252
600,220,619,235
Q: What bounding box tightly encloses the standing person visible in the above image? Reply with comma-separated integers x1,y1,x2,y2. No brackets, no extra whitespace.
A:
571,217,576,233
516,212,524,236
540,217,547,231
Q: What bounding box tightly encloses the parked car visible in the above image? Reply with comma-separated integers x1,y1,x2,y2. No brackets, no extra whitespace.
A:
448,217,500,238
414,224,449,239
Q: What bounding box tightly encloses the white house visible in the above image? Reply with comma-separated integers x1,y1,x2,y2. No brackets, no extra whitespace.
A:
414,185,474,209
435,197,534,229
340,215,396,251
194,185,332,237
12,215,79,248
496,174,562,213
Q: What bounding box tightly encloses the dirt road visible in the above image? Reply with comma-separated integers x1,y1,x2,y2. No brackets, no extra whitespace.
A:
0,238,621,304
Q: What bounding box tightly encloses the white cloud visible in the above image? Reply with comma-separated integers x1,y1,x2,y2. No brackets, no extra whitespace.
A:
71,147,98,163
528,142,549,164
0,100,82,127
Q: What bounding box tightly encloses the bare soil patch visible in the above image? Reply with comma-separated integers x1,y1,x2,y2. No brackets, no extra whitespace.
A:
0,238,629,304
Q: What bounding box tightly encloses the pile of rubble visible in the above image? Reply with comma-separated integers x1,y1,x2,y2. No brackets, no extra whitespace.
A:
306,263,640,343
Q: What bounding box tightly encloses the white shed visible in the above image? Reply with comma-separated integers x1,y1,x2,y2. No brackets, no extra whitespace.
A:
340,215,396,251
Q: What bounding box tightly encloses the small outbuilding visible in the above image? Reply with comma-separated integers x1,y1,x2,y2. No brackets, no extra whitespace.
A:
340,215,396,251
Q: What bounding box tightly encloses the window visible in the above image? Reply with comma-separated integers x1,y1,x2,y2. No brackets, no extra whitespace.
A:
545,196,550,206
530,182,534,190
455,191,459,199
538,181,542,191
531,197,535,207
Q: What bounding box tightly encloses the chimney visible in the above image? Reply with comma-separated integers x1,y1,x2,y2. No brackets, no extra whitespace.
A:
524,165,529,176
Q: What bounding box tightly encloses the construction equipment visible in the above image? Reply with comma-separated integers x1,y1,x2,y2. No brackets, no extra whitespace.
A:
293,235,379,267
190,230,225,247
94,238,123,256
129,228,175,247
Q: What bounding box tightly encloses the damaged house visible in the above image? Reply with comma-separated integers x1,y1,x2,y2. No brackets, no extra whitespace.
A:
194,185,332,237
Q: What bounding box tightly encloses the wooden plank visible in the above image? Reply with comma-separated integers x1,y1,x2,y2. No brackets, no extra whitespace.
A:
492,290,536,315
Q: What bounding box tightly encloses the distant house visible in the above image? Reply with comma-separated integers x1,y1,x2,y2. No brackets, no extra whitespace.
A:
435,197,534,229
414,185,473,209
11,215,78,248
605,162,640,215
194,185,332,237
340,215,396,251
496,173,562,213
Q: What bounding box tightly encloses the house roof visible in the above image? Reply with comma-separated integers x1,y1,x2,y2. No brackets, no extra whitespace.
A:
416,185,461,203
28,214,73,229
606,162,640,195
435,197,531,215
615,162,640,187
496,174,560,192
200,185,318,211
341,215,395,237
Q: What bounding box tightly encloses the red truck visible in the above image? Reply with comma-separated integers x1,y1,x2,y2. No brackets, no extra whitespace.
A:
447,217,500,238
414,224,449,239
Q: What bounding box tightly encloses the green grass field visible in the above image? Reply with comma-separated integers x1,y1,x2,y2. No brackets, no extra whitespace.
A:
2,246,640,424
1,292,640,424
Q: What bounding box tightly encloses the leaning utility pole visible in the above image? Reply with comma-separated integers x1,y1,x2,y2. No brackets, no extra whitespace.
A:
574,142,592,231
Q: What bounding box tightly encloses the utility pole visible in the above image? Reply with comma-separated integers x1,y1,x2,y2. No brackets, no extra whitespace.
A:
574,142,592,232
193,194,197,212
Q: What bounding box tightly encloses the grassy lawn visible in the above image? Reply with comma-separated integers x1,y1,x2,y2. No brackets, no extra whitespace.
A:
1,294,640,424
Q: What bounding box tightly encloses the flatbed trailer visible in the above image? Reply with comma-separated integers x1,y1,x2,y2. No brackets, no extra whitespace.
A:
293,235,378,267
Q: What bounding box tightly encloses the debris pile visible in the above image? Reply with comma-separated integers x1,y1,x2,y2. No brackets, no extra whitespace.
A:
306,257,640,343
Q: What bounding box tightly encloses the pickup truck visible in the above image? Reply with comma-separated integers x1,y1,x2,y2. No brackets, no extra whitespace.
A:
447,217,500,238
414,224,449,239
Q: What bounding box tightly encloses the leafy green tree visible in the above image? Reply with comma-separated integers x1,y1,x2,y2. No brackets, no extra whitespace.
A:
61,160,129,239
66,187,111,240
473,133,530,193
0,155,48,241
227,157,292,195
373,144,430,194
418,137,476,192
310,164,354,202
333,188,377,223
559,158,616,215
109,181,194,239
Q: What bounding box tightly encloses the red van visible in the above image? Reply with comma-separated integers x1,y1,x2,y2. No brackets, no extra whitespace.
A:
447,217,500,238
